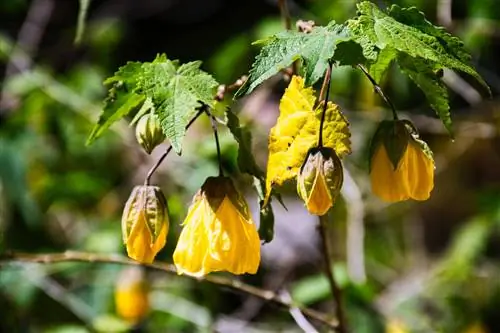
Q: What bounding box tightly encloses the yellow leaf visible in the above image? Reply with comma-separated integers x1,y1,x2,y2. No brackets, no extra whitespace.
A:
265,76,350,201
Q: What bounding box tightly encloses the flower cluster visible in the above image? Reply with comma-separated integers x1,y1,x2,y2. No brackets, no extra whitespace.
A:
121,177,260,277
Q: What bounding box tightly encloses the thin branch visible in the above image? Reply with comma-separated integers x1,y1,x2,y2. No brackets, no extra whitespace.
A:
318,63,333,148
357,64,399,120
206,109,224,177
0,251,339,330
145,76,247,184
280,289,319,333
144,108,204,185
0,0,54,113
278,0,292,30
319,215,347,333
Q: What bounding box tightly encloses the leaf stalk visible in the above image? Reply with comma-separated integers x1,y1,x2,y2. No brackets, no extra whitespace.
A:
318,62,333,148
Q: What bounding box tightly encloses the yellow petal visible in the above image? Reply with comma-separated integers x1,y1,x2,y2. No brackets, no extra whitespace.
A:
204,198,260,275
406,143,434,200
306,169,333,215
126,214,155,263
173,198,212,277
371,145,410,202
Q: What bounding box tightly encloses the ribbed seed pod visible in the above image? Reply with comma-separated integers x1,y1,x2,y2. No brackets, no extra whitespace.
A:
121,185,169,263
135,113,165,154
297,147,343,216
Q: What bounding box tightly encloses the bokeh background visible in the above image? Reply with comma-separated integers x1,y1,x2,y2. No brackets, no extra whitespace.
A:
1,0,500,332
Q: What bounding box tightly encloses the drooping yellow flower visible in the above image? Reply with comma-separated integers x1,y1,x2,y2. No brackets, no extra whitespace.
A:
115,267,149,323
173,176,261,277
122,185,169,263
297,147,343,215
370,120,434,203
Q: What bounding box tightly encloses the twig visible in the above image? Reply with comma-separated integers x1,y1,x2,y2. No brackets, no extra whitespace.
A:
144,108,204,185
281,289,319,333
357,64,399,120
215,75,247,102
0,0,54,113
318,215,347,333
278,0,292,30
0,251,339,330
437,0,453,29
318,63,333,147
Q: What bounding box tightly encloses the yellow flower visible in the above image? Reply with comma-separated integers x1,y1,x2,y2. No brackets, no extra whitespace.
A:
370,120,434,203
385,319,408,333
115,267,149,323
122,185,169,263
173,176,261,277
297,147,343,215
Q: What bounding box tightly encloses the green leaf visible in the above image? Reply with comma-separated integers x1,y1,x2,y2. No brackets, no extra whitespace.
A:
87,89,144,145
225,109,275,243
398,54,452,135
348,2,489,92
87,55,219,153
236,22,351,96
368,46,397,83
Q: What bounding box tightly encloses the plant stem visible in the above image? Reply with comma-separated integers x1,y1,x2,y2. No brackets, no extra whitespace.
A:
319,214,348,333
207,110,224,177
278,0,291,30
144,108,204,185
0,250,339,330
318,63,333,148
144,75,247,185
357,64,399,120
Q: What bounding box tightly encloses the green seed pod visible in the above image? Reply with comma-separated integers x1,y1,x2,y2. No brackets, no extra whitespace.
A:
135,114,165,154
297,147,343,216
121,185,169,263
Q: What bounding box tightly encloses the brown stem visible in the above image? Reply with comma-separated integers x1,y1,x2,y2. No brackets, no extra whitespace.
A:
144,108,204,185
278,0,291,30
319,215,348,333
0,251,339,330
318,63,333,148
144,75,248,185
357,64,398,120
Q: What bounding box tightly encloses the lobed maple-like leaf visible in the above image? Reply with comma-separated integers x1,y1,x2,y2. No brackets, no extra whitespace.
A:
347,1,490,134
264,76,351,201
398,54,452,135
87,54,218,153
236,22,350,97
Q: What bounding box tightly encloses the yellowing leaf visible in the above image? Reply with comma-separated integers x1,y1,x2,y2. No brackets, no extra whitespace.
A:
265,76,350,201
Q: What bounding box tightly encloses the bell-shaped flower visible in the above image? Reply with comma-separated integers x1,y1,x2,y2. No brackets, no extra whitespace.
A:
121,185,169,263
115,267,149,323
297,147,343,215
173,176,260,277
370,120,434,202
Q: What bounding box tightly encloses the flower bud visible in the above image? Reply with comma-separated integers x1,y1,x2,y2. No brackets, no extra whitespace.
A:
122,185,169,263
115,267,149,323
297,147,343,216
135,113,165,154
